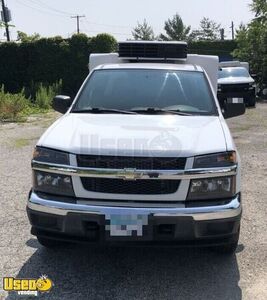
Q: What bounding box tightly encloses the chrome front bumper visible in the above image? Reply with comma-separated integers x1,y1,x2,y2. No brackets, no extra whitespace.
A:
28,192,242,221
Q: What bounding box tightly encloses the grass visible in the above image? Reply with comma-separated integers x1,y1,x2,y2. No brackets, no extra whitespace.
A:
13,136,39,148
0,80,62,123
0,87,29,122
34,80,62,110
0,106,52,123
14,138,30,148
232,124,252,132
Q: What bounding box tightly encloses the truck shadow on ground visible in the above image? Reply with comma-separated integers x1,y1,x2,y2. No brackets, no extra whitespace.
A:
7,239,242,300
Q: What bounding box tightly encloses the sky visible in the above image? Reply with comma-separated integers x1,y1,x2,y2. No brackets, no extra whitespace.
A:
1,0,254,41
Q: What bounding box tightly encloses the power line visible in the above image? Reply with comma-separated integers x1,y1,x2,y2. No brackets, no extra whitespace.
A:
13,0,159,38
80,20,131,37
83,18,163,32
13,0,131,38
24,0,72,16
14,0,71,18
71,15,85,34
12,1,155,39
82,29,131,37
84,19,133,30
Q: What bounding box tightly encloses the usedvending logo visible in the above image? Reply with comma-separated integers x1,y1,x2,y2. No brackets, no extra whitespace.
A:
3,275,53,296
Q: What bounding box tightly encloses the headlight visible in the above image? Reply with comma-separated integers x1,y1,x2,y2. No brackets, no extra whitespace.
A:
33,171,74,196
187,176,235,200
33,146,70,165
193,152,236,168
32,147,73,196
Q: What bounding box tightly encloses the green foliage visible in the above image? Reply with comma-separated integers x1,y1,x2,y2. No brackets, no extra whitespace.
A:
250,0,267,19
90,33,117,53
17,31,41,42
190,18,221,41
0,86,29,121
35,84,53,110
0,21,15,29
233,0,267,84
0,80,62,122
188,40,237,60
160,13,191,41
132,19,155,41
0,33,117,98
35,80,62,109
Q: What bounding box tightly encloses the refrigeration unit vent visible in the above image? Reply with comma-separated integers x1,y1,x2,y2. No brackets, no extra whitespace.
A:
118,41,188,60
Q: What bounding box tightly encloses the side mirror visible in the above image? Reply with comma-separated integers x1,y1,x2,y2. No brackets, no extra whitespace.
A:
52,95,72,114
223,103,246,119
251,73,258,80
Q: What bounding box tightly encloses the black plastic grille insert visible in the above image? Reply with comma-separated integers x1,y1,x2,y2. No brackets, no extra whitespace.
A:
81,178,180,195
77,155,186,170
221,83,250,93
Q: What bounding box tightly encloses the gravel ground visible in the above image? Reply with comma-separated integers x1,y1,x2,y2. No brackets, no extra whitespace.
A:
0,105,266,300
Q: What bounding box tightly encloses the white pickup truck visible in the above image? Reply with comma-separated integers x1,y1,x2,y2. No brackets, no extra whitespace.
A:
27,41,245,254
218,61,256,107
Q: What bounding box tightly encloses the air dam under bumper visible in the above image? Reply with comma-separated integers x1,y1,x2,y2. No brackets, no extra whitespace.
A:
27,191,242,246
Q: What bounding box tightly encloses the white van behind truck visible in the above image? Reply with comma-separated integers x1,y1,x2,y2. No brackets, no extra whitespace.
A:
27,41,245,254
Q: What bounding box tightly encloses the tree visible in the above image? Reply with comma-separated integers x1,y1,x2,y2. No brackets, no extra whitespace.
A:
190,17,221,41
17,31,41,42
232,24,250,61
132,19,155,40
250,0,267,19
90,33,117,53
160,13,191,41
233,0,267,86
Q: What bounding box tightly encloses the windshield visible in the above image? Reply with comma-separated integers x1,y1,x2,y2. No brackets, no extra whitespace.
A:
72,69,217,115
218,67,250,79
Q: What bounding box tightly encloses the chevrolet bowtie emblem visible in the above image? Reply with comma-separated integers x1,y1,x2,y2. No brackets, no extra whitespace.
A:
118,168,143,181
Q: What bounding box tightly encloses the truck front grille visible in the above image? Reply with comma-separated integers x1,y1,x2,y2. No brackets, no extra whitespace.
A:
81,178,180,195
77,155,186,170
221,83,250,93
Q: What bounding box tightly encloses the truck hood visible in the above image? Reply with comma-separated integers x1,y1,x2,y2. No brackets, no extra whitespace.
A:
38,113,228,157
218,77,254,85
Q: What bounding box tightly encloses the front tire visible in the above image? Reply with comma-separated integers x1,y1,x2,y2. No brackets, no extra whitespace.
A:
212,227,240,255
212,240,238,255
247,96,256,107
37,236,65,248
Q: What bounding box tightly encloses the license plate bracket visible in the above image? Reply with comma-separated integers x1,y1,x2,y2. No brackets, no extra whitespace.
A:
105,213,149,239
227,97,244,103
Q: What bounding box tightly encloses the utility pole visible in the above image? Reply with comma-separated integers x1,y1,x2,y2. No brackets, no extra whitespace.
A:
230,21,235,40
220,28,225,41
1,0,10,41
71,15,85,34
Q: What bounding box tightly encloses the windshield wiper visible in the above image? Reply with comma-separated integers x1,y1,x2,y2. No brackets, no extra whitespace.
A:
72,108,138,115
131,108,192,116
